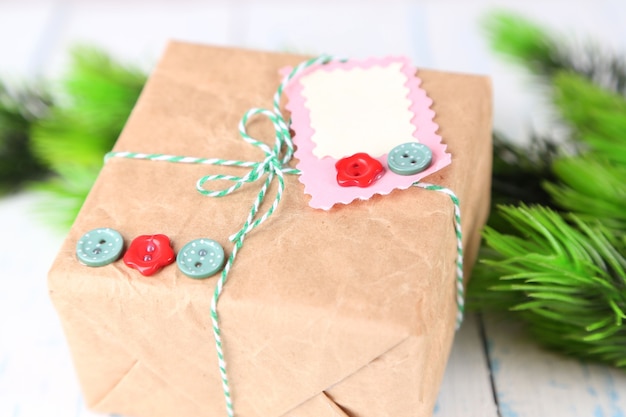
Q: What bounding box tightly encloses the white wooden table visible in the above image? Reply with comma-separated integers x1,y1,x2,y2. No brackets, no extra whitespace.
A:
1,1,625,416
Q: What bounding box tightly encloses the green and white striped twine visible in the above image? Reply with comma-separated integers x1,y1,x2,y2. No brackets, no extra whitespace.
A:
414,183,465,327
105,55,465,417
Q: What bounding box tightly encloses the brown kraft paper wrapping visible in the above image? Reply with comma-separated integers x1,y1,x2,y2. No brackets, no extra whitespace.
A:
48,41,492,417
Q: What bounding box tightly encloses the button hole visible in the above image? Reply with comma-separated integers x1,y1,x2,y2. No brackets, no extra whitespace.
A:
99,239,106,244
195,262,202,268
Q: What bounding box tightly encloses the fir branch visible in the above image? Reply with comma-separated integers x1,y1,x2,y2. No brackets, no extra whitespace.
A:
471,205,626,368
30,165,100,231
0,82,51,194
552,72,626,164
483,10,626,96
31,45,146,229
488,132,561,232
544,156,626,232
491,132,560,207
61,45,146,137
471,10,626,370
482,11,563,79
32,45,146,171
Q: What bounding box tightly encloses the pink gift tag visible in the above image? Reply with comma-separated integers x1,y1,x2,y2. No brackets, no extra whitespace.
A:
283,57,451,210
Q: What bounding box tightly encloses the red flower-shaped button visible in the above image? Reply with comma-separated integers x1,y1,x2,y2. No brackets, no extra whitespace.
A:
335,152,385,187
123,234,175,276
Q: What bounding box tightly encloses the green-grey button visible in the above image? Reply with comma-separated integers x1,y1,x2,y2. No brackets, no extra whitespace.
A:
177,238,225,279
387,142,433,175
76,228,124,267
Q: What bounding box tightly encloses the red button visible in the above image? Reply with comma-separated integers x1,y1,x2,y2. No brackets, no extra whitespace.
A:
123,234,175,276
335,153,384,187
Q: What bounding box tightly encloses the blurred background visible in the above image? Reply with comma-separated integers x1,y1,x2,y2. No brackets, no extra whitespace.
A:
1,1,626,416
4,0,626,140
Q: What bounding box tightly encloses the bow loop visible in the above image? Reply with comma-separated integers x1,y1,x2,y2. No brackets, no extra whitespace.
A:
195,105,293,200
211,105,293,243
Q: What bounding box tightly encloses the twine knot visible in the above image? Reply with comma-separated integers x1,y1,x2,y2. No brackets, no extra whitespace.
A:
195,106,299,245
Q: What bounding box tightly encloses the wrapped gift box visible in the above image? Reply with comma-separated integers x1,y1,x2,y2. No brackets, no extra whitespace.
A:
48,41,492,417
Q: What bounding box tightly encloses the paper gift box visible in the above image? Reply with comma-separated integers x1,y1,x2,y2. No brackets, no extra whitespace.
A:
48,41,492,417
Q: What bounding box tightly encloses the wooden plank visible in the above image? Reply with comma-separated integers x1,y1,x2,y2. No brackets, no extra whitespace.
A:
435,313,499,417
484,313,626,417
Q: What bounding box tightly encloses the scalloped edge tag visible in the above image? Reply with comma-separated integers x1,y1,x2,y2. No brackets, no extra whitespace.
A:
284,56,451,210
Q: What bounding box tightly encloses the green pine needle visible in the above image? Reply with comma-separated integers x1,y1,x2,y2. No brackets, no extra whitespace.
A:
491,132,560,207
552,72,626,164
0,82,51,194
544,156,626,231
59,45,146,137
483,10,626,95
32,45,146,169
472,205,626,367
30,165,100,230
482,11,563,78
470,10,626,371
31,45,146,229
488,132,561,233
33,110,119,171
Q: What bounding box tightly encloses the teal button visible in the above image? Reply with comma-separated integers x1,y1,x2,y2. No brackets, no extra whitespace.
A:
76,228,124,267
177,238,225,279
387,142,433,175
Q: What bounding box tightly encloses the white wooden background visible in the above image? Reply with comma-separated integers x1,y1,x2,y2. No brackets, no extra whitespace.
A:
1,1,626,416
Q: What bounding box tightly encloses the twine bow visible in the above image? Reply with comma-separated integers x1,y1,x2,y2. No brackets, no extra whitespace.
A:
195,107,300,244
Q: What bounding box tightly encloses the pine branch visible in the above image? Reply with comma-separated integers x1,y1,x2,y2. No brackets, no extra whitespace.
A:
32,45,146,171
488,132,561,232
552,72,626,164
30,165,100,231
470,205,626,367
483,10,626,96
471,11,626,370
0,82,51,194
491,132,560,207
31,45,146,229
544,156,626,233
482,11,563,79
